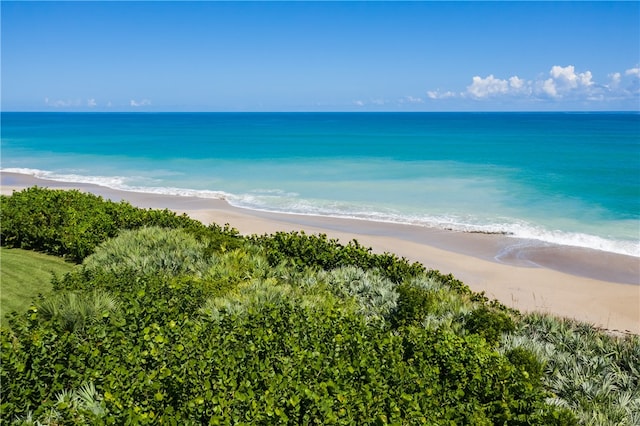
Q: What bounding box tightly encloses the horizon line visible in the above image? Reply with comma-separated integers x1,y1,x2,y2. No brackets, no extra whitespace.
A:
2,110,639,114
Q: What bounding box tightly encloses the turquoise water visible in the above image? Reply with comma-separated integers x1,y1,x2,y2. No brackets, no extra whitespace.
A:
2,112,639,256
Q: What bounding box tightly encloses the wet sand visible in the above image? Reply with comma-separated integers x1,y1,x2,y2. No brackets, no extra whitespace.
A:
2,171,638,333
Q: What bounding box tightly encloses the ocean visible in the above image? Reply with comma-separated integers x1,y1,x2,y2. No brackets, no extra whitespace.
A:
1,112,638,257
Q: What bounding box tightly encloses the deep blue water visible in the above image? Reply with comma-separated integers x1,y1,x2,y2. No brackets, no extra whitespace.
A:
2,112,639,256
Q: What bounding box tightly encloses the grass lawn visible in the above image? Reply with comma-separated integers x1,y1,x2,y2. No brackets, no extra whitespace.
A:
1,247,74,327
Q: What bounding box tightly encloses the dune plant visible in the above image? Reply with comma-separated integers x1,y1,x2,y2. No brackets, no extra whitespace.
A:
36,290,119,333
502,312,640,426
322,266,398,320
11,382,106,425
82,226,211,278
200,277,347,322
204,246,271,284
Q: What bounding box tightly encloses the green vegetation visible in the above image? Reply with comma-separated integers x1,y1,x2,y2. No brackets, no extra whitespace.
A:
503,314,640,426
0,247,74,327
1,187,637,425
0,186,242,262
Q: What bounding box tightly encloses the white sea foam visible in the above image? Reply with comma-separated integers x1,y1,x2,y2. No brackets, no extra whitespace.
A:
1,168,230,200
3,167,131,188
225,191,640,257
3,167,638,257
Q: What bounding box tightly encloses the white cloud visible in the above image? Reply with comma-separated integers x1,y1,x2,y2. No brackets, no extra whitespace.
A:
625,67,640,77
401,95,424,104
465,74,530,99
87,98,97,107
465,70,589,100
544,65,593,97
603,71,640,98
467,75,510,98
44,97,82,108
509,76,525,90
622,68,640,96
540,78,558,97
426,90,456,100
352,99,389,107
609,72,622,87
439,64,638,104
130,99,151,107
363,65,638,108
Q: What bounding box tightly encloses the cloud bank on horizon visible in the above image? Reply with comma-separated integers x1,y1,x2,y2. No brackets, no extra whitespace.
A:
43,64,640,111
456,65,638,101
353,64,639,110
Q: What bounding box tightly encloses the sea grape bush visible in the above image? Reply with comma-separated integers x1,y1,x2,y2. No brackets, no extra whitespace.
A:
0,187,242,262
2,272,573,425
252,231,425,284
464,305,516,347
1,269,575,423
392,280,436,327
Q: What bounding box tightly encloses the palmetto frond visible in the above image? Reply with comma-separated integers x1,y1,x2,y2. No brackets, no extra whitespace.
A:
37,290,119,332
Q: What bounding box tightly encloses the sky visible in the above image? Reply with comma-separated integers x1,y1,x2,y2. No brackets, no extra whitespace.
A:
2,1,639,112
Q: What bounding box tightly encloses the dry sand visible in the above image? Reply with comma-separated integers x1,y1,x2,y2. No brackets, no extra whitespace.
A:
2,172,639,334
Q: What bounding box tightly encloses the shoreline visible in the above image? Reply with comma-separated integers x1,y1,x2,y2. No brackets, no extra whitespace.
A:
2,171,639,334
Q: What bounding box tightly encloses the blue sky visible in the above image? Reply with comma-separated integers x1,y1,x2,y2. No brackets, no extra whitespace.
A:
2,1,639,112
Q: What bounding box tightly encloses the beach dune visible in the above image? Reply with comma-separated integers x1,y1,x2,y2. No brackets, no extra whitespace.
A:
2,171,638,334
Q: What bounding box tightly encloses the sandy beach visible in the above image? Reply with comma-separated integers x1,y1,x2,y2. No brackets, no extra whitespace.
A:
2,171,639,334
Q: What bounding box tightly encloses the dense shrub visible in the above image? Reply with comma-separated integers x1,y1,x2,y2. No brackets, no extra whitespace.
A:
255,231,515,318
506,347,545,384
392,280,435,327
253,231,425,283
0,187,241,262
465,305,516,346
1,274,209,421
2,277,571,425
